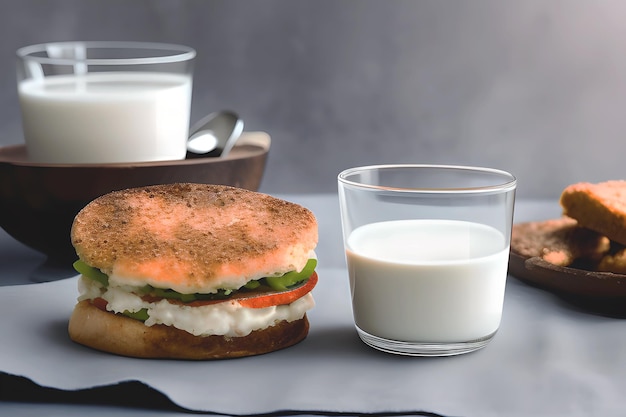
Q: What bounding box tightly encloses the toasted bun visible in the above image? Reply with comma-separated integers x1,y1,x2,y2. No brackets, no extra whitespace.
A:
71,183,318,293
68,300,310,359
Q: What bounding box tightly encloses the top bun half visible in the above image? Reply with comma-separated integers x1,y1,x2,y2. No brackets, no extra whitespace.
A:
71,183,318,293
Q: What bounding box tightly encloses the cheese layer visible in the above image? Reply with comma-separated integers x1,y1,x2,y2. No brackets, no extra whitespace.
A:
77,276,315,338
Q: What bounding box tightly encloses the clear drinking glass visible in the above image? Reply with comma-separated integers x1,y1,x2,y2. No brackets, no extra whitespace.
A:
16,41,196,164
338,164,517,356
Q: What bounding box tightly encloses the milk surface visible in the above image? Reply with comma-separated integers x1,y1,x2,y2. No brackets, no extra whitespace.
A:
346,219,509,343
19,72,192,164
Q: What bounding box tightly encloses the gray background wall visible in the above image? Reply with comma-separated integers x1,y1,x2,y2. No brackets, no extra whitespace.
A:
1,0,625,198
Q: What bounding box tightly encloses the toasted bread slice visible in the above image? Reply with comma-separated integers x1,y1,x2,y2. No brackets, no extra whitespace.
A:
71,183,318,293
69,300,310,359
560,180,626,246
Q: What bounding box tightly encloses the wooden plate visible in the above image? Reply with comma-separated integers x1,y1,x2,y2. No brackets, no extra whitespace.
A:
509,251,626,297
509,244,626,317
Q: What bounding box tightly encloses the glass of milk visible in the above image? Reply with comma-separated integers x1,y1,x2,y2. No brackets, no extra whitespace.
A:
16,41,195,164
338,165,516,356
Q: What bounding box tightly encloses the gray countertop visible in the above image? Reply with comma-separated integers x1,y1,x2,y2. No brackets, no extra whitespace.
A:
1,194,623,417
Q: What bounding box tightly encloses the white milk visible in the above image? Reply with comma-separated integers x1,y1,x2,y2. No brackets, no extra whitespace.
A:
346,219,509,343
18,72,192,164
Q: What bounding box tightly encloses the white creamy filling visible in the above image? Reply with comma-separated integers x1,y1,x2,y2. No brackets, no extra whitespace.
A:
77,276,315,338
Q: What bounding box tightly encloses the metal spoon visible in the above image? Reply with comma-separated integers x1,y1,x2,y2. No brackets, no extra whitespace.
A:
186,110,244,158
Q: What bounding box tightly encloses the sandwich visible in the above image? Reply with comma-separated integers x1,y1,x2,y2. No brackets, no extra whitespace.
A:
68,183,318,359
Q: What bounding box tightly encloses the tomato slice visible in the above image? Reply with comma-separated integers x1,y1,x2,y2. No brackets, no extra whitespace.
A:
237,272,318,309
91,297,108,311
185,272,318,309
90,272,318,312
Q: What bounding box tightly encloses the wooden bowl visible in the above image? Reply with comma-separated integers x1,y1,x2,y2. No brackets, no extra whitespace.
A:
0,132,270,265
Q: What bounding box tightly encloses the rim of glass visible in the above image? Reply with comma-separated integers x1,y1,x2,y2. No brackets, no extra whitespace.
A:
16,41,196,66
338,164,517,194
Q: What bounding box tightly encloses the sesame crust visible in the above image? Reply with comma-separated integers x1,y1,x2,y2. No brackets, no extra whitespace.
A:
71,183,318,292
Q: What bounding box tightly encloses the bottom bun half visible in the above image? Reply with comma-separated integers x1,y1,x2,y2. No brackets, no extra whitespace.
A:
68,300,310,360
